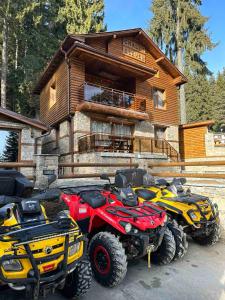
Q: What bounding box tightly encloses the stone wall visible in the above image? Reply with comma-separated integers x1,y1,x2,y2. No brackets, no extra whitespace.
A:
205,132,225,157
165,125,179,152
0,120,42,177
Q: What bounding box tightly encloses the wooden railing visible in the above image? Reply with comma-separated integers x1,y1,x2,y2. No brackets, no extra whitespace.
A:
78,133,179,161
78,133,134,153
134,137,180,161
58,162,139,179
0,162,35,180
83,82,147,112
148,160,225,179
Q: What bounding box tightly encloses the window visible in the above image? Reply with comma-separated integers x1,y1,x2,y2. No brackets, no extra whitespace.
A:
49,80,56,108
153,88,166,109
0,130,19,162
91,120,132,137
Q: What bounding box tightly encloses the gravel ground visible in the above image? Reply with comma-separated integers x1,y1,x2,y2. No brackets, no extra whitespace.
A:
1,237,225,300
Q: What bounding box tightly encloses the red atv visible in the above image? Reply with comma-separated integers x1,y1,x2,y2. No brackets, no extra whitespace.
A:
60,177,176,287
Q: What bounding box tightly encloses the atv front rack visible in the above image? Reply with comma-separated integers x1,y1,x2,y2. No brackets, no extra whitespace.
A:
0,219,87,296
162,193,219,223
105,202,163,221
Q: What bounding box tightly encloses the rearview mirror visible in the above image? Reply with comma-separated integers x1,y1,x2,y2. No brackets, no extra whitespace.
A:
100,174,110,182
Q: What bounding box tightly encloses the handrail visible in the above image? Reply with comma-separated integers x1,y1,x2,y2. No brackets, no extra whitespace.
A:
82,82,147,112
77,133,179,161
0,162,36,168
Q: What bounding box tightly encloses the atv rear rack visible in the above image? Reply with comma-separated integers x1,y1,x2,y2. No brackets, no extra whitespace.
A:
105,203,163,221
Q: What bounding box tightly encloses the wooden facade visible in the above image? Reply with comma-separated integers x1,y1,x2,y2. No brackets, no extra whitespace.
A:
179,121,214,159
35,28,187,127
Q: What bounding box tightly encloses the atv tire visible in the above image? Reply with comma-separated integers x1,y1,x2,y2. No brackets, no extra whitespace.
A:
89,232,127,287
151,227,176,265
168,220,188,260
61,259,92,298
192,222,221,246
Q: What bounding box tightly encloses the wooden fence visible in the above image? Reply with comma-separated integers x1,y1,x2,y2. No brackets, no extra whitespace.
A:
148,160,225,179
0,160,225,181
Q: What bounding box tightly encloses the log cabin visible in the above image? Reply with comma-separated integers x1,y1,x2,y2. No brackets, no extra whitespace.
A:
34,28,187,172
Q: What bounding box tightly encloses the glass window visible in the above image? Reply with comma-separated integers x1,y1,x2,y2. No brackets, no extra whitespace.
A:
91,120,111,134
0,130,19,162
49,80,57,108
153,88,166,109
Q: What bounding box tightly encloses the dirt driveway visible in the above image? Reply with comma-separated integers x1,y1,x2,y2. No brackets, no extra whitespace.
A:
1,237,225,300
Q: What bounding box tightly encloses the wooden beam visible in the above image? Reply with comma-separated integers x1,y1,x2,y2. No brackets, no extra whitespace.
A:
155,57,164,63
0,162,36,168
148,160,225,168
59,162,139,168
58,173,115,179
173,76,183,85
151,172,225,179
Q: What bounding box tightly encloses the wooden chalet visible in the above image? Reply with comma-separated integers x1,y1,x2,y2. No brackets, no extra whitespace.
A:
34,28,187,168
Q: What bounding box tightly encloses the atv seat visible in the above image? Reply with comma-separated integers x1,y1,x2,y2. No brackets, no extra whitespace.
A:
0,170,33,198
135,189,157,201
80,191,106,208
115,168,155,187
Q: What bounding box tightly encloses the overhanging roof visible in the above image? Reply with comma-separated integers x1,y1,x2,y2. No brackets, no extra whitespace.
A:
0,107,48,131
33,28,187,94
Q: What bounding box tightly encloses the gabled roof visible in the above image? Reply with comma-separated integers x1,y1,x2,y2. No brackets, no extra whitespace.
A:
0,107,48,131
33,28,187,94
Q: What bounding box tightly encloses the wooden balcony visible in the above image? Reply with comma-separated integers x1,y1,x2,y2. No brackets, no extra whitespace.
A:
78,133,134,154
78,133,180,161
83,82,146,112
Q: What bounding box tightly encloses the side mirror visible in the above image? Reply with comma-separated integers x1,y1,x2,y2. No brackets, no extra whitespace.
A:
0,207,11,225
180,178,187,185
100,174,111,182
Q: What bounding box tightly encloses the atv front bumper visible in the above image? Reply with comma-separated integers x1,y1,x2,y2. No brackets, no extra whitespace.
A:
0,235,88,295
126,225,166,259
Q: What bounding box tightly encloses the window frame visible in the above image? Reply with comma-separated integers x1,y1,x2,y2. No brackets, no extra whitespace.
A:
49,80,57,109
152,87,167,110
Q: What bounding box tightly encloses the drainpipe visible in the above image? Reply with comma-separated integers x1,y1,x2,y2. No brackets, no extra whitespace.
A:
34,128,53,154
61,46,74,165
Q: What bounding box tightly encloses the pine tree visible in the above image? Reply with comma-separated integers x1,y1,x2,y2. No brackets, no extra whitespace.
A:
149,0,216,124
57,0,106,34
0,0,106,116
1,131,19,162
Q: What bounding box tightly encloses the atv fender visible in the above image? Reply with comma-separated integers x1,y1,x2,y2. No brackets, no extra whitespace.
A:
88,210,127,235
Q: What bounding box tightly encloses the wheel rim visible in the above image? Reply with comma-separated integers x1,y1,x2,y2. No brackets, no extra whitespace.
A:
93,245,111,275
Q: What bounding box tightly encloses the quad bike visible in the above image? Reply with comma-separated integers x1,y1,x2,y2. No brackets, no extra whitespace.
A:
115,168,220,247
59,178,176,288
0,170,92,300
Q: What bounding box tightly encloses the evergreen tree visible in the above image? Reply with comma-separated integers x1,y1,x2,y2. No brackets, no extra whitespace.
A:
1,131,19,162
57,0,106,34
0,0,106,117
149,0,216,124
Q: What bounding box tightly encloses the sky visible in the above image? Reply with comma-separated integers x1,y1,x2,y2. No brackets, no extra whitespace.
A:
105,0,225,75
0,131,9,155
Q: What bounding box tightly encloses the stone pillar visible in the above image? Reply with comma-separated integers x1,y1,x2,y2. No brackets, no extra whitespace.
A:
34,154,59,189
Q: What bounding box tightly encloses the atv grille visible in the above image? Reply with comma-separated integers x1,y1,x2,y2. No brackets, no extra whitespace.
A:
32,243,63,255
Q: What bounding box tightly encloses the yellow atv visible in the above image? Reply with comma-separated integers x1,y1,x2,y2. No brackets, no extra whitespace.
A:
0,170,92,300
115,169,220,248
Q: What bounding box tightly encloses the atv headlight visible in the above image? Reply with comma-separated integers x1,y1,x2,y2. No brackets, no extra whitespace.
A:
69,242,81,256
189,211,198,220
124,223,132,233
2,259,23,272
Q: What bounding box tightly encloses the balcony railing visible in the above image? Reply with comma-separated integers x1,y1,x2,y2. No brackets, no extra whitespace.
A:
83,82,146,112
78,133,134,154
78,133,180,161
